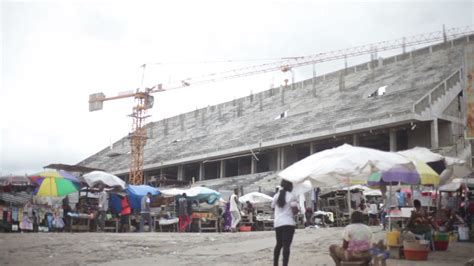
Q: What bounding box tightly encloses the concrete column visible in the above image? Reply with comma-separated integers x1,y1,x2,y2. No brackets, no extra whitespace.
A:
389,129,397,151
277,148,282,170
353,134,359,146
177,165,184,181
279,147,286,170
159,168,164,180
310,142,315,154
251,157,257,174
219,160,225,178
143,172,149,184
199,162,205,181
431,119,439,149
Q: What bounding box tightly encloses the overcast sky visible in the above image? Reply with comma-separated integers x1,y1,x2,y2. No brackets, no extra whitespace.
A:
1,1,473,175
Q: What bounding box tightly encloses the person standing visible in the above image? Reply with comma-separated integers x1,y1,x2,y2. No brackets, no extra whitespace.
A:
229,188,241,232
140,192,153,232
178,193,190,232
368,200,379,226
97,185,108,232
396,189,406,209
223,202,232,232
311,187,320,211
272,180,298,266
120,195,131,232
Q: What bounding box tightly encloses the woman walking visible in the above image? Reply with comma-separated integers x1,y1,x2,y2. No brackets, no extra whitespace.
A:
272,180,298,266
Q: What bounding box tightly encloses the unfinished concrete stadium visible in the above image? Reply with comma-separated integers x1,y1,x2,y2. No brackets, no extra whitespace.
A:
79,34,474,194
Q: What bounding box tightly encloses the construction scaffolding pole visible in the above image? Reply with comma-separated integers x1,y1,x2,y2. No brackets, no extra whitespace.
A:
128,91,152,185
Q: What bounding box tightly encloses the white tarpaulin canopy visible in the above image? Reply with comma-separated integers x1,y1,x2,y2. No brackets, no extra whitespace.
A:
161,187,220,197
398,147,465,166
160,188,187,196
279,144,415,187
339,185,382,196
439,178,474,192
161,186,221,204
398,147,444,163
238,192,273,204
81,171,126,190
363,189,383,197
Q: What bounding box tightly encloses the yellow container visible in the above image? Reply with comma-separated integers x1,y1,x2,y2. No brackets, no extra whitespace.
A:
449,232,458,243
387,231,401,246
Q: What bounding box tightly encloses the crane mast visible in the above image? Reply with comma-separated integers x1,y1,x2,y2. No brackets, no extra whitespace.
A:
88,25,473,185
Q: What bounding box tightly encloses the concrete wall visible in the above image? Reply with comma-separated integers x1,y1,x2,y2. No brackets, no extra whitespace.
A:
407,122,431,148
283,145,299,168
438,119,453,147
80,35,473,175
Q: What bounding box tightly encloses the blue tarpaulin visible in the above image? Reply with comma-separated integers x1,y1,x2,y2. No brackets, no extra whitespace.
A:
111,185,160,213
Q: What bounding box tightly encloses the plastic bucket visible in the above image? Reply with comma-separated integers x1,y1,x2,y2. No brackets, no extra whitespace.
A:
434,240,449,251
404,249,429,261
449,232,458,243
434,232,449,241
387,231,400,246
458,226,470,241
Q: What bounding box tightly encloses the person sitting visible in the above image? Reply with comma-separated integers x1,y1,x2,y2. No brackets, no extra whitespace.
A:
445,209,465,231
244,201,255,224
329,211,373,266
406,199,437,241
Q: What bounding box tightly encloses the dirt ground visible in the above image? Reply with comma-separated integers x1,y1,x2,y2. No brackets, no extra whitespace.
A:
0,227,472,266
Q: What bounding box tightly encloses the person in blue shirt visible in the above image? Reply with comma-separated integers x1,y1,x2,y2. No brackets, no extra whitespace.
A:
396,189,406,209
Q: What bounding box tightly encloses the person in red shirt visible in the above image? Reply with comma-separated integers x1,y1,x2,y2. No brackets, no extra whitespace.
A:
120,195,131,232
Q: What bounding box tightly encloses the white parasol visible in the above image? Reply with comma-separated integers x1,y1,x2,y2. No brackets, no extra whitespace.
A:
238,191,273,204
81,171,126,190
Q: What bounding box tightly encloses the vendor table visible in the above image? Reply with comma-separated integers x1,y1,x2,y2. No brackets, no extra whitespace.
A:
386,207,413,230
192,212,218,232
192,218,218,232
156,217,178,232
69,215,91,232
101,219,119,233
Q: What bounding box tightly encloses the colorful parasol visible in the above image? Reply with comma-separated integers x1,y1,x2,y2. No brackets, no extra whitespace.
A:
29,170,80,196
367,160,439,187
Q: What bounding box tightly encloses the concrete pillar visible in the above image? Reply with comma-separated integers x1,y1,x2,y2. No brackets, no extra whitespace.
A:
431,119,439,149
278,147,286,170
143,172,149,184
219,160,225,178
251,158,257,174
159,168,164,180
389,129,397,152
281,85,285,105
353,134,359,146
199,162,205,181
277,148,282,170
177,165,184,181
310,142,315,154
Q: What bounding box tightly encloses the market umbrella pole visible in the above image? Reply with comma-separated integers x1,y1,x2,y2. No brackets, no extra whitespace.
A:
347,189,352,216
388,185,392,231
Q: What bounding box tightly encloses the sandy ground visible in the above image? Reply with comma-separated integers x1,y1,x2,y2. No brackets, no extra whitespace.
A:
0,227,472,266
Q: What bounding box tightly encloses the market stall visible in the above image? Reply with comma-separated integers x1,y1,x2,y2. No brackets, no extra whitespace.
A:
161,186,222,233
110,185,160,232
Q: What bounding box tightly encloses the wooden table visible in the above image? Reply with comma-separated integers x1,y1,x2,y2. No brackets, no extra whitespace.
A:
69,216,91,232
102,219,119,232
193,218,218,232
156,217,178,232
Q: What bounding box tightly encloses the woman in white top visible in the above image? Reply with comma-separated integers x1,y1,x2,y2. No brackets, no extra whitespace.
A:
272,179,298,266
229,188,241,232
